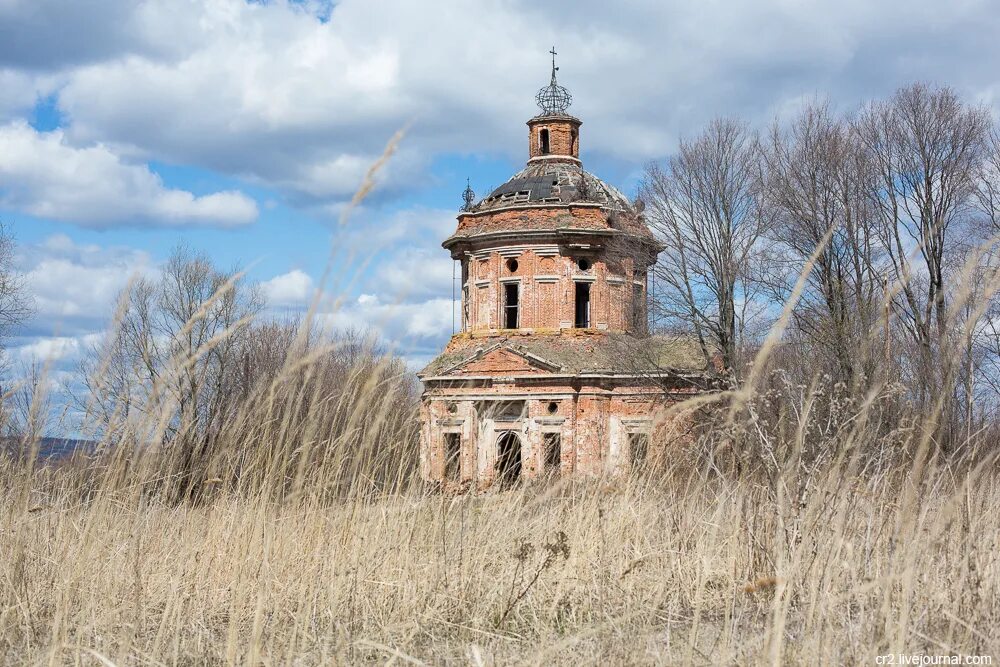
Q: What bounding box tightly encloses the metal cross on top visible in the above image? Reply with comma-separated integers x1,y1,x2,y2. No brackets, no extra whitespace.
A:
536,46,572,114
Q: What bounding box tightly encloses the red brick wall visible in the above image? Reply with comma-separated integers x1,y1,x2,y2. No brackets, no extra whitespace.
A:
456,205,606,234
459,240,647,335
419,378,703,489
527,117,580,160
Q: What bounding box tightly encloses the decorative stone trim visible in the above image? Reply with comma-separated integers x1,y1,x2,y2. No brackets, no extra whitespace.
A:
621,418,652,433
527,155,582,165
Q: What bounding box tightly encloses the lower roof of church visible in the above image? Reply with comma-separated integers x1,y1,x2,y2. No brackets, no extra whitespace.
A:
419,330,715,380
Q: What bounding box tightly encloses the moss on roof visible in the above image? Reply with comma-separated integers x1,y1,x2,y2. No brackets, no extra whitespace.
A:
419,331,713,378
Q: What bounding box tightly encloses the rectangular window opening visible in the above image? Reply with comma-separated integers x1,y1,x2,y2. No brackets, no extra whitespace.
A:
628,432,649,471
544,433,561,474
574,282,591,328
444,433,461,481
504,283,520,329
540,128,550,155
631,283,646,334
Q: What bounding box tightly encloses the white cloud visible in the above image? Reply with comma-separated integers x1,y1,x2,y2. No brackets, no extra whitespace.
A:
0,121,258,228
0,68,56,122
322,294,455,344
1,0,997,215
375,247,454,303
262,269,315,307
13,334,103,364
18,234,155,334
43,0,1000,179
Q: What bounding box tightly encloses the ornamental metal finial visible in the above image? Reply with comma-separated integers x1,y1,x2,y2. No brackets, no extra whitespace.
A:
535,46,572,115
461,178,476,212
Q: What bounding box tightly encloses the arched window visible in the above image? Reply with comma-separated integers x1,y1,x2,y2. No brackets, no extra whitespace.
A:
539,128,550,155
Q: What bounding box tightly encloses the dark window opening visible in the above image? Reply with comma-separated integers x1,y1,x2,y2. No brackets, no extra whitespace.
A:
444,433,461,481
629,432,649,471
506,258,519,273
496,432,522,488
540,128,550,155
544,433,561,473
574,282,591,328
546,401,559,414
571,128,578,155
504,283,519,329
631,283,646,334
577,257,591,271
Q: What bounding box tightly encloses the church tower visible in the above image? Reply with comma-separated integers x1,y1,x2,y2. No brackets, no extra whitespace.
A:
418,51,712,489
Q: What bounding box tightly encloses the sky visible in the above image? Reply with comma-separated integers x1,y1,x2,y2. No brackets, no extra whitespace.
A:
2,0,1000,403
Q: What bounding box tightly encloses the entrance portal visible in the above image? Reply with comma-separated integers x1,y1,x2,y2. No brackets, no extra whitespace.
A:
495,432,522,488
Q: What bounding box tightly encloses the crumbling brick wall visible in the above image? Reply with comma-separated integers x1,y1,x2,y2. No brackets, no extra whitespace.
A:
527,116,581,160
457,239,646,334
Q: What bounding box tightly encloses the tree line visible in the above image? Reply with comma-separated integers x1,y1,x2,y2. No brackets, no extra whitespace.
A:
640,83,1000,452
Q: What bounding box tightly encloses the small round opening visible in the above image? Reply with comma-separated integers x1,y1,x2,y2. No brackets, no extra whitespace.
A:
547,401,559,414
506,258,519,273
577,258,592,271
447,402,458,414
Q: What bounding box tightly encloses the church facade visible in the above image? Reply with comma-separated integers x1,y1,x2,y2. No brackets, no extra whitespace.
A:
418,56,713,489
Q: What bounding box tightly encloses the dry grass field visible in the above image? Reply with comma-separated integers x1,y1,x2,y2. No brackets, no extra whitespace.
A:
2,350,999,665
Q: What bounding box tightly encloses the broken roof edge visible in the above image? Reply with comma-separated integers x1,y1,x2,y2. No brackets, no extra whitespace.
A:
527,112,582,124
456,201,606,219
443,227,663,253
419,372,712,383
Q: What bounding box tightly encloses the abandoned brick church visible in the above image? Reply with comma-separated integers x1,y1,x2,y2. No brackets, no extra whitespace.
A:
418,53,714,489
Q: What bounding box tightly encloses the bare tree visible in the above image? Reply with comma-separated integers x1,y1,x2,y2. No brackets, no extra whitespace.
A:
0,224,35,443
640,118,771,376
79,245,263,497
971,131,1000,416
854,83,992,444
977,127,1000,232
763,102,883,387
0,224,33,355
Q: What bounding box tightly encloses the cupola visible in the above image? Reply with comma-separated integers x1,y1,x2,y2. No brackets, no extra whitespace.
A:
527,47,581,164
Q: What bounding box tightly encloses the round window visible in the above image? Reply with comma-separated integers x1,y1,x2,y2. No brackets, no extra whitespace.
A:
506,258,519,273
577,258,592,271
547,401,559,414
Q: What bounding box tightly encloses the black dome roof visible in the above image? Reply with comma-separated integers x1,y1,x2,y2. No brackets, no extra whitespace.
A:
474,161,632,214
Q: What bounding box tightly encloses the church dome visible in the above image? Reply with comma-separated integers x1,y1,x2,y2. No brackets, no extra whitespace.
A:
473,161,633,214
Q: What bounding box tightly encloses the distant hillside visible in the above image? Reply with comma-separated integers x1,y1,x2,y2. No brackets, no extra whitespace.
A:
1,437,97,460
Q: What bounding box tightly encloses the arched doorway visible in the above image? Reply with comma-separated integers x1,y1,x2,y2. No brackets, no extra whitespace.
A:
495,432,522,488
